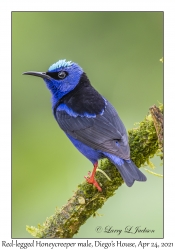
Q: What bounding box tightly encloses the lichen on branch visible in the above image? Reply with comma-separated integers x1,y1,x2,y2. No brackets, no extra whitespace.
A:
26,104,163,238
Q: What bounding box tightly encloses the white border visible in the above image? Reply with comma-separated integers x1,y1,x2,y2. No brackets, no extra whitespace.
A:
0,0,175,248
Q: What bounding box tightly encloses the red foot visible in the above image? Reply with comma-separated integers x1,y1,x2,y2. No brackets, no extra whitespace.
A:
84,162,102,192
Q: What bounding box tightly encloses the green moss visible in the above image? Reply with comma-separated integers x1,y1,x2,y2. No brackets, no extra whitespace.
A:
128,116,158,168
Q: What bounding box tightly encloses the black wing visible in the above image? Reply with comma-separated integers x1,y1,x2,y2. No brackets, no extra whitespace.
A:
55,101,130,160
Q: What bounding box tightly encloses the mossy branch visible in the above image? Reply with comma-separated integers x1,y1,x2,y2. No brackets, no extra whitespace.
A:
26,104,163,238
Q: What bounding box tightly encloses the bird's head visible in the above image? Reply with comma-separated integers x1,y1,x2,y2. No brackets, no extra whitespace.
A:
23,59,83,105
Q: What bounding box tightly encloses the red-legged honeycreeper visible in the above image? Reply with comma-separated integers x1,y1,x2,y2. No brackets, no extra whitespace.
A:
23,59,146,191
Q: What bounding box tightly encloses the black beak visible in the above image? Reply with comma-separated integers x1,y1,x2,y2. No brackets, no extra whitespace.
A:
23,71,51,80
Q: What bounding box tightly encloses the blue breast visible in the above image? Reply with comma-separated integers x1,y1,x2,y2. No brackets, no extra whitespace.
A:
66,133,103,164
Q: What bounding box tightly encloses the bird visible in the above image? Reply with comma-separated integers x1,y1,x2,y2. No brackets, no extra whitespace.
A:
23,59,146,192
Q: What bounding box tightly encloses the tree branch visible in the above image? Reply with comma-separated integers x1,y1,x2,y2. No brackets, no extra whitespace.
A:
26,104,163,238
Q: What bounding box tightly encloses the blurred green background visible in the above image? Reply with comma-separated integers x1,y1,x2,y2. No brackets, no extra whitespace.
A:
12,12,163,238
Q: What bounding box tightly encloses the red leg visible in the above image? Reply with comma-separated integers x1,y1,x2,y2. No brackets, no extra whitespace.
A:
84,162,102,192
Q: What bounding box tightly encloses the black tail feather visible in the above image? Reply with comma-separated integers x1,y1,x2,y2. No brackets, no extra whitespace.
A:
108,157,147,187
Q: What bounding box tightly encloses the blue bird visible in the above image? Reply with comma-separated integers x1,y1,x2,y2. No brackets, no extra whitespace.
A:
23,59,146,191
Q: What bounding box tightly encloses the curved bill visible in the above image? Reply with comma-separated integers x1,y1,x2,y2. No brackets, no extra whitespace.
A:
23,71,51,80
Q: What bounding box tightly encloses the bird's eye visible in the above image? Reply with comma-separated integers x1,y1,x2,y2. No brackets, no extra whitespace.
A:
58,71,67,79
46,71,68,80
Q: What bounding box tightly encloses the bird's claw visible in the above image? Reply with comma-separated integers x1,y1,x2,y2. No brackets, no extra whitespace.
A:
84,175,102,192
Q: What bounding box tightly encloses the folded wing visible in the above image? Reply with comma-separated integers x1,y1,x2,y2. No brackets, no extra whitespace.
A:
55,101,130,160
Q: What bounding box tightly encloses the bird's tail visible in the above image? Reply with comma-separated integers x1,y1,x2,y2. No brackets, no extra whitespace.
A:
104,153,147,187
